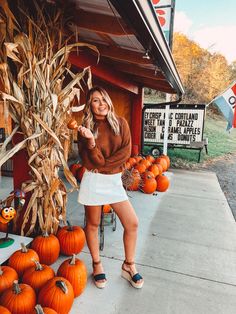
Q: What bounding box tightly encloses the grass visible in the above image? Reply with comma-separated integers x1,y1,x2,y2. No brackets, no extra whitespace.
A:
143,114,236,168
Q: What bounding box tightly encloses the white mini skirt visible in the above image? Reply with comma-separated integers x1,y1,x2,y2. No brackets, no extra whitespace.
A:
78,170,128,206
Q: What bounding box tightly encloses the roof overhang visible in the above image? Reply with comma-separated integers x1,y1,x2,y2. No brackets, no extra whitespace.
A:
65,0,184,96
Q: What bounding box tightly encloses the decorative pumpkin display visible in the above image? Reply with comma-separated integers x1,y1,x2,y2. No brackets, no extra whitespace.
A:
156,174,170,192
38,277,74,314
8,243,39,277
0,305,11,314
155,157,168,172
31,232,60,265
76,166,86,182
0,265,18,294
140,174,157,194
31,304,57,314
103,204,112,213
22,260,55,294
57,223,86,256
69,163,82,177
67,118,78,130
57,254,87,297
160,154,170,169
134,162,146,174
0,280,36,314
148,164,160,177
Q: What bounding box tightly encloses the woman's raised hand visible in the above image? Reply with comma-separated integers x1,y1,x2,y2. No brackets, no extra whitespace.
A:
78,125,94,140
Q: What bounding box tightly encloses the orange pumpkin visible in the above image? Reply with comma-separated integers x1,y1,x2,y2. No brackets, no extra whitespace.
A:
148,164,160,177
31,232,60,265
57,254,87,297
38,277,74,314
124,161,131,170
139,158,152,168
127,157,136,167
160,154,170,169
141,174,157,194
22,260,55,294
0,280,36,314
134,155,143,163
134,163,146,174
141,171,155,181
0,265,18,294
31,305,57,314
8,243,39,277
103,204,112,213
0,305,11,314
57,223,86,256
67,118,78,130
154,162,163,176
155,157,168,172
156,175,170,192
146,155,155,163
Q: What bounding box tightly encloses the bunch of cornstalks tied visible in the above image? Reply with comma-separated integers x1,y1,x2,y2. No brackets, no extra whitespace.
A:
0,0,98,235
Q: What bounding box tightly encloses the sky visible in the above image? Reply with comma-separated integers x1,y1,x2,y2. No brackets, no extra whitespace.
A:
174,0,236,64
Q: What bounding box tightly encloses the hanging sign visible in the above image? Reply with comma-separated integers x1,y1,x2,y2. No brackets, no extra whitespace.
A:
143,104,206,145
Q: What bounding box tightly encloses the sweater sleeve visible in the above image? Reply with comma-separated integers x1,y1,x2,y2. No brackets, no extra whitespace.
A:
78,133,106,167
104,118,131,168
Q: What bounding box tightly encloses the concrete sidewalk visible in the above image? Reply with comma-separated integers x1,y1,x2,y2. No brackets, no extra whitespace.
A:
59,169,236,314
1,169,236,313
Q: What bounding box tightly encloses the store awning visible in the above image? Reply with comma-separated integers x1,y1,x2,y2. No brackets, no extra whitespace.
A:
66,0,184,96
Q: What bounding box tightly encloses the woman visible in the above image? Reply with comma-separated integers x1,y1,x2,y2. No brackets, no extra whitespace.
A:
77,86,144,289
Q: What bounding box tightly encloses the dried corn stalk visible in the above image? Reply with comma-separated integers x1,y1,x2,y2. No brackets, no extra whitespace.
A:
0,0,98,235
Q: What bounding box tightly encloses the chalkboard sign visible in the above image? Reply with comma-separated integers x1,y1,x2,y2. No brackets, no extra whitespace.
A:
142,104,206,146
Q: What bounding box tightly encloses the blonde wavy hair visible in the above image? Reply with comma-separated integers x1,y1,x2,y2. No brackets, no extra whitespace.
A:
82,86,120,138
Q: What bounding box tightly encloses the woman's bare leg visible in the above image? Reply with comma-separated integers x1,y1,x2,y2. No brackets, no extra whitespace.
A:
84,205,106,282
111,200,143,284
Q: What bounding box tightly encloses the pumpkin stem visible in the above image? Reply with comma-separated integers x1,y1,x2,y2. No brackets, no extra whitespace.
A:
13,280,21,294
35,304,45,314
0,265,3,276
20,243,28,252
70,254,76,265
33,259,43,271
42,230,49,237
56,280,68,294
66,220,73,231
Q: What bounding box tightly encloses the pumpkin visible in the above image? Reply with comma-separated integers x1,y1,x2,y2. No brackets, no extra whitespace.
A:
134,163,146,174
127,157,136,167
141,170,155,181
134,155,143,163
57,254,87,297
140,174,157,194
160,154,170,169
69,163,82,177
154,162,163,176
148,164,160,177
22,260,55,294
0,265,18,294
76,166,86,182
31,304,57,314
145,155,155,163
124,161,131,170
8,243,39,277
103,204,112,213
0,280,36,314
0,305,11,314
139,158,152,168
31,232,60,265
126,169,141,191
57,223,86,256
156,175,170,192
155,157,168,172
38,277,74,314
67,118,78,130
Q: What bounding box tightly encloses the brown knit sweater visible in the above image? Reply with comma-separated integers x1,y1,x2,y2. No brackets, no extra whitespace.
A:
78,116,131,174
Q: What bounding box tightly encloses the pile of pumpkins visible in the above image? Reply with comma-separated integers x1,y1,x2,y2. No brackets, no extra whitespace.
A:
123,154,170,194
70,154,170,195
0,223,86,314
